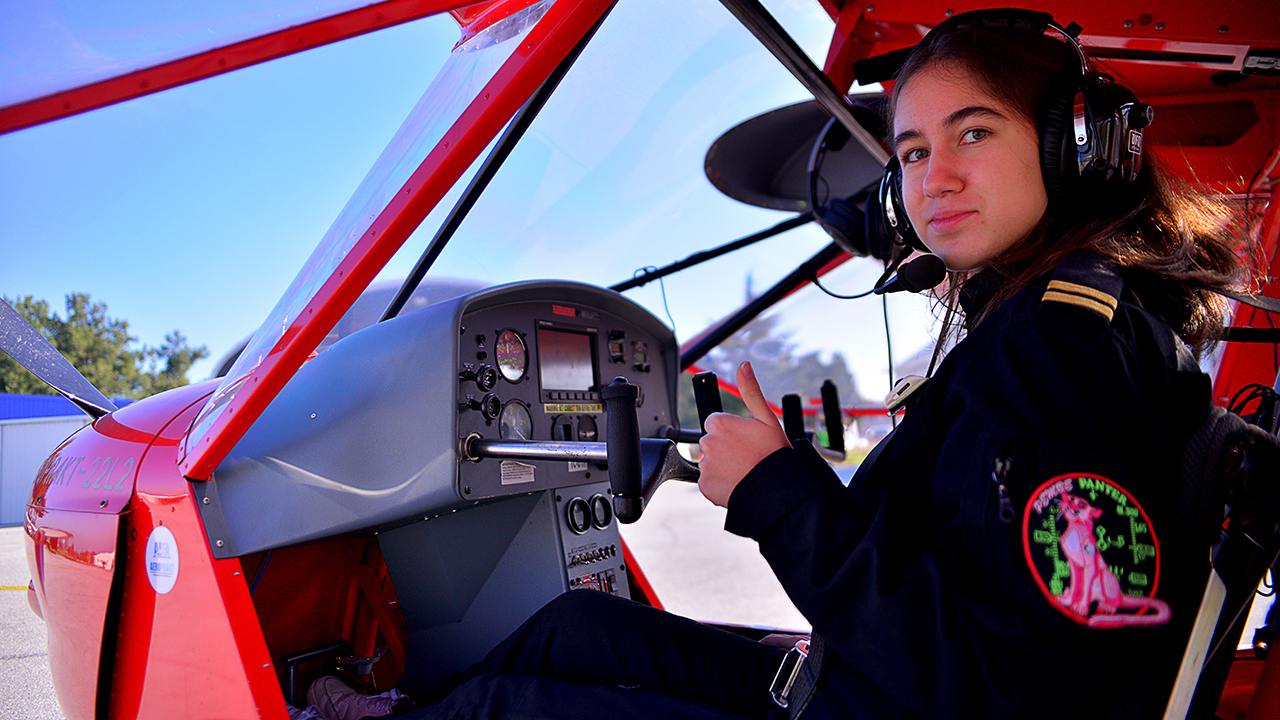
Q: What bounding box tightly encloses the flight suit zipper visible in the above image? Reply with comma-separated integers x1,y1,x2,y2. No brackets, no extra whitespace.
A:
992,456,1015,524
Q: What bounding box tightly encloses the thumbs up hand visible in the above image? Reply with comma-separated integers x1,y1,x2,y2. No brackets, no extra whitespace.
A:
698,362,790,508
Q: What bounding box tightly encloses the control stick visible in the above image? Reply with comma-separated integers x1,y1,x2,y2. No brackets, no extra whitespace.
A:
601,377,644,523
465,376,699,523
696,371,847,462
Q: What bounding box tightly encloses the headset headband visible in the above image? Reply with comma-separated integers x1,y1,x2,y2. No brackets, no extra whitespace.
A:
853,8,1090,85
921,8,1092,72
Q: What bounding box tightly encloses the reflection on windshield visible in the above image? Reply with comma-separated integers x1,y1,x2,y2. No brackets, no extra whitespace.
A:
0,0,375,107
415,0,846,335
184,0,554,459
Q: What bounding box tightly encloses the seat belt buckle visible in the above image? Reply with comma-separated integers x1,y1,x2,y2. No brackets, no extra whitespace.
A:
769,640,809,708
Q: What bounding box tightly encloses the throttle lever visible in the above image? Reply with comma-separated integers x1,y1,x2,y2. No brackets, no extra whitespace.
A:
782,394,805,441
821,380,845,456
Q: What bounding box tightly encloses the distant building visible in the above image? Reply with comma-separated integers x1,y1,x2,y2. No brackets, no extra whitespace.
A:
0,394,129,526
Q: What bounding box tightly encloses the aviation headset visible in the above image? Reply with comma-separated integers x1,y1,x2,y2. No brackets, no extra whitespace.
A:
806,102,894,262
877,8,1156,253
807,113,947,298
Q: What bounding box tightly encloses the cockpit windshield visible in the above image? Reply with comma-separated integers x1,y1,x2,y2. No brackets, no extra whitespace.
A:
185,0,555,458
187,0,939,468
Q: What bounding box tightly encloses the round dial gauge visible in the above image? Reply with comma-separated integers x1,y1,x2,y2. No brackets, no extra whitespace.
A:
566,497,591,535
494,330,527,382
589,494,612,529
499,400,533,441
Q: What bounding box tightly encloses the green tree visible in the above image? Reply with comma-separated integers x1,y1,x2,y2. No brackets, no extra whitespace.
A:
0,294,209,400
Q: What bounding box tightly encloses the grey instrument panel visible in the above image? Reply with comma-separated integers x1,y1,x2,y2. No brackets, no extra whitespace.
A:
455,288,678,501
198,280,678,559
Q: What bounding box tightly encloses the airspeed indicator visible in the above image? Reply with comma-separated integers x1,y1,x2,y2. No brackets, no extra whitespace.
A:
495,329,526,382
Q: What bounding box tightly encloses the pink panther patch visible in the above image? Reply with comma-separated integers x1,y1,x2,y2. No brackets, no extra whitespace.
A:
1022,474,1170,628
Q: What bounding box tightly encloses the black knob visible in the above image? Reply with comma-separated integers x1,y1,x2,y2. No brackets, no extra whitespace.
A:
1130,103,1154,129
782,394,805,441
692,371,723,434
464,393,502,421
459,365,499,392
821,380,845,454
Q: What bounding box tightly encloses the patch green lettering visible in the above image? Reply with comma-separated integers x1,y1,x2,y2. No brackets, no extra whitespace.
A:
1131,543,1157,563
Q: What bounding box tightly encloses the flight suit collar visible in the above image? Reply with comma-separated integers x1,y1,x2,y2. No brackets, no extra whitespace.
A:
958,268,1007,322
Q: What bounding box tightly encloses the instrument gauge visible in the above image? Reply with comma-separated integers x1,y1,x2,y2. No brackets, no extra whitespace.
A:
495,330,527,382
566,498,591,535
498,400,533,441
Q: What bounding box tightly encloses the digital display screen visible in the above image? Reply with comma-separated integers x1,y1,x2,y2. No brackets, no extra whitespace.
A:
538,329,595,391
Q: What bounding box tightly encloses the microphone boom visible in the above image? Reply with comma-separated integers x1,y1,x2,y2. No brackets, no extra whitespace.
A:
874,254,946,295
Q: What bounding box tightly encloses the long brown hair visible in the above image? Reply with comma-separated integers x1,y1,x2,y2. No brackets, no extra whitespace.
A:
889,22,1249,354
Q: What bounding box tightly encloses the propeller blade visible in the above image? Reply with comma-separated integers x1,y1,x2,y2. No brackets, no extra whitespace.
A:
0,301,117,419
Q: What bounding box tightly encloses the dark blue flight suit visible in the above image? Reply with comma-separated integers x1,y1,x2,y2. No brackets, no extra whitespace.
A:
400,253,1212,720
397,589,788,719
727,252,1213,719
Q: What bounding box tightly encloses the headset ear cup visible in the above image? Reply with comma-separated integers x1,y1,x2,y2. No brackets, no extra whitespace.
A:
1040,84,1077,201
863,185,892,262
816,197,870,257
1079,78,1146,185
890,170,931,252
881,161,929,253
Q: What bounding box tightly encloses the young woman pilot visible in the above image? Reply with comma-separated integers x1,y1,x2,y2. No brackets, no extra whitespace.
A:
698,10,1246,719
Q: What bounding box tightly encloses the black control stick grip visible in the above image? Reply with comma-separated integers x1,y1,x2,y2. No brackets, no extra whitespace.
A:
782,394,805,441
692,371,723,434
821,380,844,454
601,377,643,523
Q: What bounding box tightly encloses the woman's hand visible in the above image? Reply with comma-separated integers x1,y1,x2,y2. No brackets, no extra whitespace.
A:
697,362,790,507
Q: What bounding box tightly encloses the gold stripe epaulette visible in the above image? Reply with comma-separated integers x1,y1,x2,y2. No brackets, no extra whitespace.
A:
1042,279,1118,322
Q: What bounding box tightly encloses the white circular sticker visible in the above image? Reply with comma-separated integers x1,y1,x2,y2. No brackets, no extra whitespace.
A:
145,525,180,594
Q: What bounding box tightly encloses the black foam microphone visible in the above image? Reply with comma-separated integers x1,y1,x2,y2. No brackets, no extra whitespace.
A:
873,254,947,295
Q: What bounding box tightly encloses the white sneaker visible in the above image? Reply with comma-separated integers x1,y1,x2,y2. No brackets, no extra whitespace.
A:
306,676,411,720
